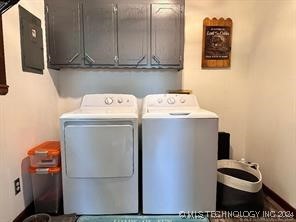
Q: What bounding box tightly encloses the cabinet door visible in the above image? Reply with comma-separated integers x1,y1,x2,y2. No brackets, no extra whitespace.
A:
83,0,116,66
45,0,82,66
151,3,182,67
117,4,148,66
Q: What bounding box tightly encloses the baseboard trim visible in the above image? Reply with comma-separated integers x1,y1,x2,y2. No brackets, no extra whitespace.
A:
13,202,35,222
263,184,296,217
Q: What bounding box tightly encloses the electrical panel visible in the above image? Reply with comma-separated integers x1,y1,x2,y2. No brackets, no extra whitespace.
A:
19,6,44,74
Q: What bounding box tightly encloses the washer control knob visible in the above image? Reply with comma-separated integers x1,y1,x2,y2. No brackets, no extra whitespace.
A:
105,97,113,105
157,98,163,104
167,97,176,104
180,98,186,104
117,98,123,104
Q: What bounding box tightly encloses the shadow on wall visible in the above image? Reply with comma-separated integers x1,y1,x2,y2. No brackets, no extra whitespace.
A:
21,157,33,207
49,69,183,99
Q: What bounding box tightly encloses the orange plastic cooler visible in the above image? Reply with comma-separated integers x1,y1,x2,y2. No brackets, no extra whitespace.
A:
27,141,60,168
29,167,62,214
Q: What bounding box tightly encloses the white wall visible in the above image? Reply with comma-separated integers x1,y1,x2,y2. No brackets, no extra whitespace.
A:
0,1,59,221
57,69,182,115
245,0,296,208
183,0,257,159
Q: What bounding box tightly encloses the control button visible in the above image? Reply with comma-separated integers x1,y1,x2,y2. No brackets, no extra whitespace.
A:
167,97,176,104
157,98,163,104
180,98,186,104
105,97,113,105
117,98,123,104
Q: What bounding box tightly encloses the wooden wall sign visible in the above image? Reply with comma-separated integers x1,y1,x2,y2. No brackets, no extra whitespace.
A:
202,17,232,68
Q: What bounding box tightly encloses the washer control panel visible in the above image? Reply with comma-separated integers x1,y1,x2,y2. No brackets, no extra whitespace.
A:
147,94,199,107
81,94,136,108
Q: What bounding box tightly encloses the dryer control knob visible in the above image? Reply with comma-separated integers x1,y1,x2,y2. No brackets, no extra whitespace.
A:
157,98,163,104
167,97,176,104
180,98,186,104
105,97,113,105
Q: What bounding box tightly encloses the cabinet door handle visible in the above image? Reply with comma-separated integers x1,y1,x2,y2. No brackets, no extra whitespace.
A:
136,56,146,67
114,56,119,64
85,53,95,64
152,55,160,64
68,53,79,63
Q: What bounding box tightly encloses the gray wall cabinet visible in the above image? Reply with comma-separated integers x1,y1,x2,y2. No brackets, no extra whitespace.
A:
118,3,148,67
45,0,184,70
83,1,116,66
45,0,83,67
151,3,183,67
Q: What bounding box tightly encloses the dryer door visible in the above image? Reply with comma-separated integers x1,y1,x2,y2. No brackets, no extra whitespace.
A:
65,124,134,178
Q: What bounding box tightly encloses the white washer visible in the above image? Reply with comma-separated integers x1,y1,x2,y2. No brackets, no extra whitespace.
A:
60,94,138,215
142,94,218,214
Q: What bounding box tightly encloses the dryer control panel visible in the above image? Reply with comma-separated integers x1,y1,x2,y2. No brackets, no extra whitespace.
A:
81,94,137,108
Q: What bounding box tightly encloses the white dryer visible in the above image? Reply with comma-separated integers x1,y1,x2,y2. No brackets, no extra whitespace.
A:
60,94,138,215
142,94,218,214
